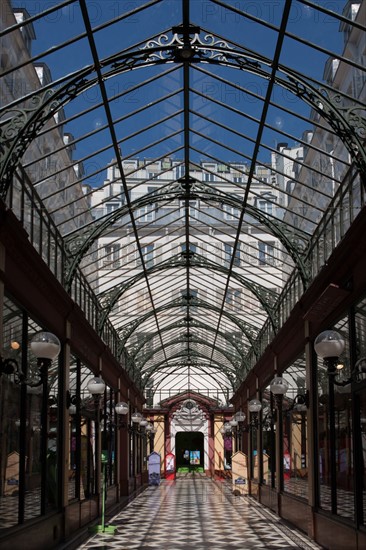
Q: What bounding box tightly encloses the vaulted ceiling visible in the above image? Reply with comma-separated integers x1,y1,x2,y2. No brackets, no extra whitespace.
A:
1,0,365,403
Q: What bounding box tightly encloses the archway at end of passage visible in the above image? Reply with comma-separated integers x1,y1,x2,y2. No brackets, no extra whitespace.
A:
175,431,204,473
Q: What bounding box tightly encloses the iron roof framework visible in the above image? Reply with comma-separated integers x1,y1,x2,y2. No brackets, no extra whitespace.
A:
0,0,365,403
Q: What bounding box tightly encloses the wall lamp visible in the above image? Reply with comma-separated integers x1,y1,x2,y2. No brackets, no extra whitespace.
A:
146,422,157,452
270,376,290,407
219,411,246,436
114,401,129,428
82,377,106,418
314,329,366,385
248,399,262,429
87,376,106,398
0,355,19,376
0,331,61,387
238,377,309,427
66,392,79,413
130,411,145,433
219,421,233,436
67,377,110,414
146,422,157,435
270,375,309,413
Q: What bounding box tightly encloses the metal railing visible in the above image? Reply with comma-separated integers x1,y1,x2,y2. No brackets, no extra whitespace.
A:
7,167,121,366
6,162,365,390
245,163,365,372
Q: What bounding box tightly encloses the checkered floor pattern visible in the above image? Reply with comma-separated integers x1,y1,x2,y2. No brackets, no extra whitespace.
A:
78,474,323,550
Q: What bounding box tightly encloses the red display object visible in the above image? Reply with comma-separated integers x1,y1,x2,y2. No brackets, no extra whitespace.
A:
165,452,176,480
283,452,291,480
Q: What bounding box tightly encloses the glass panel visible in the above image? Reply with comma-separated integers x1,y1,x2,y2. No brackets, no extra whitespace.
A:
318,379,331,512
68,357,79,501
335,384,353,519
27,318,60,516
355,295,366,525
0,297,60,525
0,373,22,529
359,389,366,526
262,390,275,487
223,435,232,471
24,382,43,520
318,317,353,518
251,427,258,481
282,355,308,501
102,387,116,489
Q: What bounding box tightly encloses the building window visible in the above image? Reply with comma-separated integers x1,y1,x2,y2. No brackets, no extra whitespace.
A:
225,288,241,310
224,204,241,220
258,242,275,266
179,200,199,220
224,243,240,267
105,202,120,215
136,204,155,222
102,244,121,268
181,242,197,256
174,164,185,180
257,199,273,215
140,244,154,269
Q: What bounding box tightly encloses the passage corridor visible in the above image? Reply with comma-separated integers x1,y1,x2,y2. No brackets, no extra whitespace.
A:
78,475,322,550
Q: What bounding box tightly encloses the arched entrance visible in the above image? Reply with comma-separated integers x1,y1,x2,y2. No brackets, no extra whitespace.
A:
175,432,204,472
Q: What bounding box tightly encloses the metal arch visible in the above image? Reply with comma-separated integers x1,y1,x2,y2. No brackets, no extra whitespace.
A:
142,360,236,394
1,28,365,200
65,182,309,292
135,334,242,372
117,296,260,355
98,252,279,332
141,351,237,388
0,45,180,196
129,318,248,360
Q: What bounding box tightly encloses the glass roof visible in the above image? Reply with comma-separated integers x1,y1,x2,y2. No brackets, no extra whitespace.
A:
1,0,365,405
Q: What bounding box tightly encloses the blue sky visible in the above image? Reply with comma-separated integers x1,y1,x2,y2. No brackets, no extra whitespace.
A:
11,0,348,184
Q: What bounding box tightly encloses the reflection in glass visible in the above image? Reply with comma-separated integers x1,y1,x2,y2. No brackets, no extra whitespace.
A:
0,379,22,529
317,318,355,519
359,390,366,526
262,394,275,487
251,426,258,481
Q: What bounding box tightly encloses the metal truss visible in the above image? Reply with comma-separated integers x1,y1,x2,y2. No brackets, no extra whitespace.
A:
1,0,365,398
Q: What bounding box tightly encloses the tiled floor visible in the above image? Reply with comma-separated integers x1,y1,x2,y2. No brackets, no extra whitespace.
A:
78,474,323,550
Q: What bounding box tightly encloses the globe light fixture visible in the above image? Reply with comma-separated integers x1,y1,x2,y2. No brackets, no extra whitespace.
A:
131,411,143,424
234,411,246,423
87,377,106,396
248,399,262,413
248,398,262,429
0,331,61,384
314,329,345,515
113,401,129,428
68,403,77,415
270,376,289,408
270,376,289,396
30,331,61,361
314,330,345,371
115,401,129,416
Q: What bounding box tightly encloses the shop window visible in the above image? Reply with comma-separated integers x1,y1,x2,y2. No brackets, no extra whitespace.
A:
0,298,61,527
316,318,354,519
261,393,276,488
280,355,308,500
